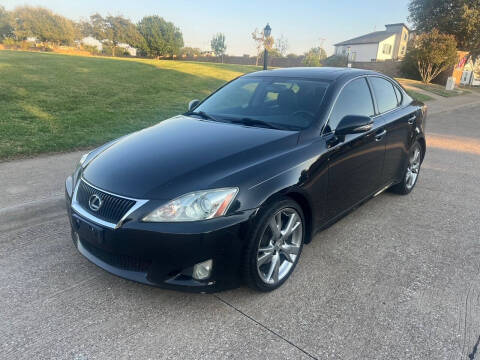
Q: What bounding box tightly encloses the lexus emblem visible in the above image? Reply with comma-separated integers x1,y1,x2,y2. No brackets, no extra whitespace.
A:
88,194,103,212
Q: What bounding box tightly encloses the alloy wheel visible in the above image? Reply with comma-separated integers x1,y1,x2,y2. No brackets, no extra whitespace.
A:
405,145,421,190
256,208,303,285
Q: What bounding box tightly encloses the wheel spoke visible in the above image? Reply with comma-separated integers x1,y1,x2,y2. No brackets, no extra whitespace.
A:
266,253,279,282
282,249,295,263
257,251,274,267
414,149,420,163
258,245,274,253
272,254,280,283
281,244,300,256
268,216,281,239
283,213,300,238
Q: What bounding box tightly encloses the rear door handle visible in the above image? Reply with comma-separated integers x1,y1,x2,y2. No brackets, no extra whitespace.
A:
375,129,387,141
408,115,416,125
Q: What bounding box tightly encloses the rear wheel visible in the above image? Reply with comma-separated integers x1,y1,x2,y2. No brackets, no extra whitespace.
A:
244,199,305,291
391,141,422,194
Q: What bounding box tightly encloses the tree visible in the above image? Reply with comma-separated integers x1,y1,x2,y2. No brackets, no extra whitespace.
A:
252,28,274,66
211,33,227,62
408,0,480,57
322,55,348,67
275,34,288,57
106,16,145,56
83,14,145,56
137,15,183,58
0,6,13,39
11,6,76,45
405,29,458,84
303,47,327,67
179,46,202,57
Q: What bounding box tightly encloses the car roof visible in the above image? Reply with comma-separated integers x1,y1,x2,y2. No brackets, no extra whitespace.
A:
243,67,380,82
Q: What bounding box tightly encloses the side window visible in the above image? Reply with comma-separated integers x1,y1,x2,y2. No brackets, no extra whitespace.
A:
328,78,375,131
370,77,398,113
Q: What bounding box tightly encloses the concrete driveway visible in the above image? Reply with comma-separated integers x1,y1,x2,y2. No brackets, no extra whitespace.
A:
1,96,480,359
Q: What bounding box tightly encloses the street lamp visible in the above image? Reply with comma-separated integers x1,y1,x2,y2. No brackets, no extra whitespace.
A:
263,23,271,70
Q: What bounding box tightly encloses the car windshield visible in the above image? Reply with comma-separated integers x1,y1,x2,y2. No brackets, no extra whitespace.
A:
191,76,329,130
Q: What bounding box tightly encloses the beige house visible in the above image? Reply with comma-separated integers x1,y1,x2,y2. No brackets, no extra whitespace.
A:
334,23,410,62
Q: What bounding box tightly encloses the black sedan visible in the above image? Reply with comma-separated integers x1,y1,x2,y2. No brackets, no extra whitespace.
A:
65,67,426,292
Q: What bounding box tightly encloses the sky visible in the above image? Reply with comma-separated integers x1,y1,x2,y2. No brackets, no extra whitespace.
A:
2,0,411,56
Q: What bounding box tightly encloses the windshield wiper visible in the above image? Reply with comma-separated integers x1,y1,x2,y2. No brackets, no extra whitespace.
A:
185,111,220,122
227,117,284,130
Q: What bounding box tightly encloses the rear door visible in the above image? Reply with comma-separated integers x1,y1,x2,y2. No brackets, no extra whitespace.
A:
368,77,416,186
325,77,387,220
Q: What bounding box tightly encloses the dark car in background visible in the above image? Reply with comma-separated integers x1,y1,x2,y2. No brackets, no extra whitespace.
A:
65,67,426,292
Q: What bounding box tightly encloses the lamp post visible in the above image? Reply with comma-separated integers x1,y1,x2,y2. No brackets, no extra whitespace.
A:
263,23,271,70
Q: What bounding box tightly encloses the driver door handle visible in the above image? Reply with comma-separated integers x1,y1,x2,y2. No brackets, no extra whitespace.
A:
375,129,387,141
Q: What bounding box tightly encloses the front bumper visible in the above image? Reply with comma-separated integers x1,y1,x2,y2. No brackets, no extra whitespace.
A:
65,177,256,293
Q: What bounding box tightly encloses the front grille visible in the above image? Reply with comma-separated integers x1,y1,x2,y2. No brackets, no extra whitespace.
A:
81,238,152,273
76,180,136,224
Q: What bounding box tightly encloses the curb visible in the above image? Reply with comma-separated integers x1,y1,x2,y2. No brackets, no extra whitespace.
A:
0,196,66,233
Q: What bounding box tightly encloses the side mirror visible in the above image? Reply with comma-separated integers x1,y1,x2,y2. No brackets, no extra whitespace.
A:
335,115,373,136
188,99,200,111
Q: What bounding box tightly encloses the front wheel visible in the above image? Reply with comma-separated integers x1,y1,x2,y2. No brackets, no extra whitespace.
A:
243,199,305,291
391,141,423,195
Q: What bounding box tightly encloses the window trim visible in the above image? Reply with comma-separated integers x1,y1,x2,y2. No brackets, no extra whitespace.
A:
321,76,375,135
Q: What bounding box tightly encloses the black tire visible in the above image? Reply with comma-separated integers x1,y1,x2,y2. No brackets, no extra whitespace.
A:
390,141,423,195
243,198,305,292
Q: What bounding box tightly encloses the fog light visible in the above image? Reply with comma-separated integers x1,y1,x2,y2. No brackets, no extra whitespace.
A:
192,259,212,280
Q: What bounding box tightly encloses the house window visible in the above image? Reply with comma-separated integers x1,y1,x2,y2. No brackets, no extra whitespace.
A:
404,33,407,41
382,44,392,55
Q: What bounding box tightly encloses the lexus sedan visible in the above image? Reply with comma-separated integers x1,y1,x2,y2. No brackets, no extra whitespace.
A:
65,67,426,292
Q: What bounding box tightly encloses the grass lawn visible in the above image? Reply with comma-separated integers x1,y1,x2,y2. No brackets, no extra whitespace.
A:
396,77,471,97
411,83,465,97
405,90,435,102
0,50,260,160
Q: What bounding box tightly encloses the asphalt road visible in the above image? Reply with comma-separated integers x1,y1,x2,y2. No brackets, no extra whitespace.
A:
1,98,480,359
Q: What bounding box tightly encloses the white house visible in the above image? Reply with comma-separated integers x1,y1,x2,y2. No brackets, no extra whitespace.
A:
334,23,410,62
81,36,103,51
117,43,137,57
460,58,480,86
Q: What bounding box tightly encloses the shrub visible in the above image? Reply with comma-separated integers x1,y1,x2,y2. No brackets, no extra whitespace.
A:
322,55,348,67
404,29,458,84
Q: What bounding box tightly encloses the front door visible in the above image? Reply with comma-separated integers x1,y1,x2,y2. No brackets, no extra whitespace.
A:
324,77,386,219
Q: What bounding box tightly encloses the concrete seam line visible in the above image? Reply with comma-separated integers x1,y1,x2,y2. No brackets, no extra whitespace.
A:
0,195,64,213
0,197,66,232
213,294,319,360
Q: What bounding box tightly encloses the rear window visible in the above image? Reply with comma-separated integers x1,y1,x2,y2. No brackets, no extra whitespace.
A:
370,77,399,113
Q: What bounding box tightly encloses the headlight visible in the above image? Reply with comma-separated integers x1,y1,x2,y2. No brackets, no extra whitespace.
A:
79,153,89,166
143,188,238,222
73,152,89,186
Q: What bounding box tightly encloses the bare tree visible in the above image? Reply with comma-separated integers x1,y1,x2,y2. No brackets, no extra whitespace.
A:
251,28,273,66
275,34,288,57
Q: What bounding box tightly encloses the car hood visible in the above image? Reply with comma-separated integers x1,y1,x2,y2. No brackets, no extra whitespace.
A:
83,115,299,199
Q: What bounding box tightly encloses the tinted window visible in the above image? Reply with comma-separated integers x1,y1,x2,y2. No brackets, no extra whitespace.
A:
327,78,374,131
370,77,398,113
195,77,329,130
